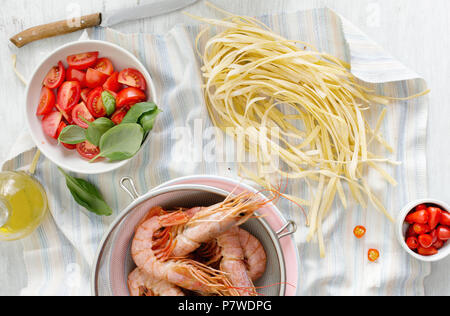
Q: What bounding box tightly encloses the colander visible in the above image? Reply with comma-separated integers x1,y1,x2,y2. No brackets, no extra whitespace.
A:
92,176,299,296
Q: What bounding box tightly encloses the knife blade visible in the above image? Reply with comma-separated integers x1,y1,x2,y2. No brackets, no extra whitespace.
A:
10,0,199,48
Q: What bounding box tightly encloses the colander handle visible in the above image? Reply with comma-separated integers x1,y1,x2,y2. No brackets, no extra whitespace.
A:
120,177,141,201
276,220,297,239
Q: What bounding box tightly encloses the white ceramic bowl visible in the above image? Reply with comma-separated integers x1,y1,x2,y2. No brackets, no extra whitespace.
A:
25,40,157,174
396,199,450,262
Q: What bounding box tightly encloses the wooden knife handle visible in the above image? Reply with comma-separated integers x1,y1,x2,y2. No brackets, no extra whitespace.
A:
10,13,102,48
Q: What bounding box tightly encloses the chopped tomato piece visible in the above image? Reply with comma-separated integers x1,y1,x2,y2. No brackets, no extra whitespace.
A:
118,68,147,90
66,67,87,87
86,68,109,89
103,72,122,92
76,141,100,160
42,111,62,139
81,88,92,104
67,52,99,70
36,87,55,116
412,223,431,235
43,61,65,89
440,211,450,226
427,207,442,230
55,103,73,124
72,102,94,129
111,107,129,125
406,237,419,250
368,249,380,262
418,246,438,256
57,81,81,111
418,234,433,249
353,226,366,239
433,239,445,249
405,210,428,225
56,122,76,150
87,87,107,118
116,87,146,108
93,58,114,76
437,226,450,241
415,204,428,212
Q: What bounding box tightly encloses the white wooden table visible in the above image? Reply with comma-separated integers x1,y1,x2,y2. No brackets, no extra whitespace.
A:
0,0,449,296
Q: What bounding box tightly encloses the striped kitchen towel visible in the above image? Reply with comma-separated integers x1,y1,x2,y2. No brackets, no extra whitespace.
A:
2,7,429,296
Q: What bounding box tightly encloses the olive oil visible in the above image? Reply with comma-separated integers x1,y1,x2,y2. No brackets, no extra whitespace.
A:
0,171,48,241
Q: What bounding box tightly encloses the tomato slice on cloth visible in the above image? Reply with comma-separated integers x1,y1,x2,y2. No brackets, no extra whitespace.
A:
81,88,92,104
57,81,81,111
405,210,429,224
36,86,56,116
43,61,65,89
77,141,100,160
72,102,94,128
116,87,146,108
353,226,366,239
103,72,122,92
56,122,76,150
440,211,450,226
87,87,107,118
93,58,114,76
418,234,433,248
118,68,147,90
66,67,87,87
368,249,380,262
86,68,109,88
42,111,62,139
418,246,438,256
67,52,99,70
437,226,450,241
406,237,419,250
111,107,129,125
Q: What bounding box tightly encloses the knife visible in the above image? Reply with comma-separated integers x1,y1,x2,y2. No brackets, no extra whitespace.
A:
10,0,199,48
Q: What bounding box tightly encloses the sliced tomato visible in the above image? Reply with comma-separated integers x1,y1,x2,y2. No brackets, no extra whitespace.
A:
353,226,366,239
430,229,439,244
43,61,65,89
406,237,419,250
86,68,109,89
418,246,438,256
93,58,114,76
67,52,99,70
433,239,445,249
437,226,450,241
77,141,100,160
55,103,73,124
427,207,442,230
36,87,56,116
111,107,129,125
413,223,431,235
87,87,107,118
405,210,428,225
42,111,62,139
368,249,380,262
72,102,94,128
103,72,122,92
66,67,87,87
418,234,433,249
118,68,147,90
57,81,81,111
440,211,450,226
116,87,146,108
81,88,92,104
56,122,76,150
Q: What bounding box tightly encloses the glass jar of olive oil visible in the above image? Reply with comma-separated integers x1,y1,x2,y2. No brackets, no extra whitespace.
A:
0,171,48,241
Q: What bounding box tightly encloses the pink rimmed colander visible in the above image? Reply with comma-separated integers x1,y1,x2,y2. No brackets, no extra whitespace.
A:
91,175,300,296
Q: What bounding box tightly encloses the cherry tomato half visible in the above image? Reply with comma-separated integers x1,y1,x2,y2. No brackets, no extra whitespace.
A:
55,103,73,124
42,111,62,139
56,122,76,150
427,207,442,230
87,87,107,118
43,61,65,89
437,226,450,241
93,58,114,76
418,234,433,249
67,52,99,70
405,210,429,225
57,81,81,111
353,226,366,239
103,72,122,92
111,107,129,125
81,88,92,104
66,67,87,88
413,223,431,235
116,87,146,108
440,211,450,226
118,68,147,91
406,236,419,250
418,246,438,256
86,68,109,89
368,249,380,262
76,141,100,160
36,86,56,116
72,102,94,129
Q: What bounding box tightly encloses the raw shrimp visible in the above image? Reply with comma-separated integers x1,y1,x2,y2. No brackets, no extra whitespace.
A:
238,229,267,281
128,268,185,297
169,191,269,258
131,209,239,296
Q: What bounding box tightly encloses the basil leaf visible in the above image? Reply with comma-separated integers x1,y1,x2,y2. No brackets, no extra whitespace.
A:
85,117,115,147
122,102,157,124
101,91,116,116
58,125,86,145
139,108,162,133
92,123,144,162
58,168,112,216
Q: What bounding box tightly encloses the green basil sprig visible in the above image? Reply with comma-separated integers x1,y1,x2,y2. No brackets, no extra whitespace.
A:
139,108,162,133
102,91,116,116
58,168,112,216
58,125,86,145
122,102,158,124
85,117,115,147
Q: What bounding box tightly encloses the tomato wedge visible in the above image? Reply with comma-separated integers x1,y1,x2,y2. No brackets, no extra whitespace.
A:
103,72,122,92
66,67,87,87
86,68,109,89
416,204,427,212
433,239,445,249
116,87,146,108
353,226,366,239
42,111,62,139
56,122,76,150
406,237,419,250
93,58,114,76
118,68,147,90
418,234,433,248
418,246,438,256
72,102,94,128
87,87,107,118
111,107,129,125
81,88,92,104
440,211,450,226
57,81,81,111
67,52,99,70
36,87,56,116
437,226,450,241
77,141,100,160
368,249,380,262
427,207,442,230
55,103,73,124
43,61,65,89
406,210,429,225
413,223,431,235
